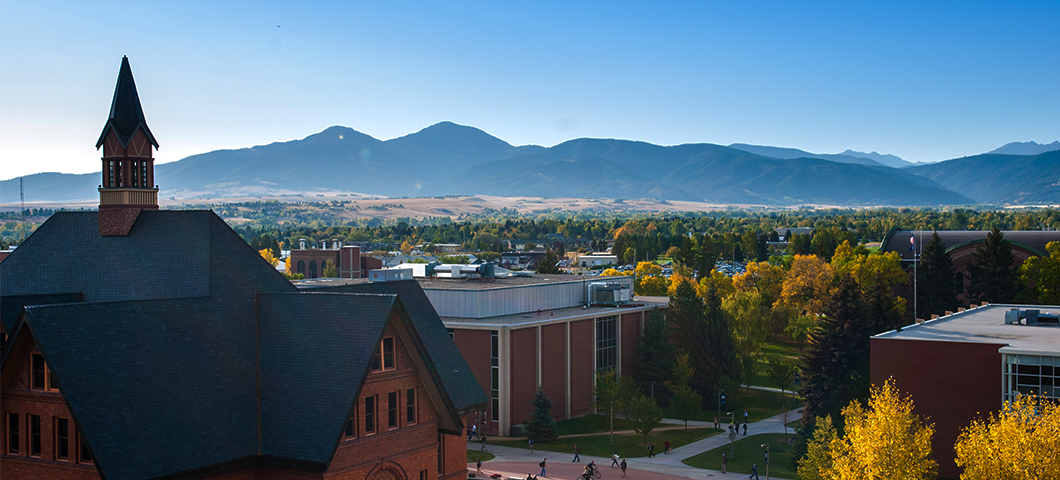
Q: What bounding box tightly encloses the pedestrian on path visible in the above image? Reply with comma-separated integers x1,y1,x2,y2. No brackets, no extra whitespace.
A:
476,458,482,474
529,438,534,454
620,459,627,478
750,462,759,480
721,453,727,474
611,452,619,467
540,458,547,477
648,443,655,458
743,422,747,435
572,445,580,462
714,416,719,429
744,409,748,425
480,435,487,451
664,439,670,454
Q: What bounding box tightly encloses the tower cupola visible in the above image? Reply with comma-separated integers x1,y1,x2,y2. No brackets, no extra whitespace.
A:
97,56,159,236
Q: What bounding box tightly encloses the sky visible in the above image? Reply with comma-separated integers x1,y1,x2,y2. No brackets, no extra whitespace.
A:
2,1,1058,179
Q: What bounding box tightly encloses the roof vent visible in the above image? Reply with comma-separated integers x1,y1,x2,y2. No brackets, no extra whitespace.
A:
1004,308,1060,326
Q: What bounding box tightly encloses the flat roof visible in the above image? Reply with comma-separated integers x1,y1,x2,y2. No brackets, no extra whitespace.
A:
873,304,1060,355
417,274,624,291
441,300,668,328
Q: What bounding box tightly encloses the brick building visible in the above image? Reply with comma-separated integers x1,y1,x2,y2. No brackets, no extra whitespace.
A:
880,229,1060,308
0,57,484,480
871,303,1060,478
290,242,383,279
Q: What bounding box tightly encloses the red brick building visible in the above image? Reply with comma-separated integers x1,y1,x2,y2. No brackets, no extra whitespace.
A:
871,303,1060,478
290,243,383,279
0,57,484,480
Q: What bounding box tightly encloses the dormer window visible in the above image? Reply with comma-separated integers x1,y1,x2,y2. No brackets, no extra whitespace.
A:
31,354,59,392
371,337,396,371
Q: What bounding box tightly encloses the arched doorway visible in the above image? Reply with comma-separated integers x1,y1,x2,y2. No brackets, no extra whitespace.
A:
297,260,305,276
309,261,317,279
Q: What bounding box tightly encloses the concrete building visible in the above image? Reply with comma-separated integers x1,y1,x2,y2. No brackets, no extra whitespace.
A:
871,303,1060,478
572,253,618,268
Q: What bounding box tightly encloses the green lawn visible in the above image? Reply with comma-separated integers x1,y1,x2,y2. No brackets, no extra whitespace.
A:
664,386,796,425
753,338,803,389
554,414,629,436
493,427,719,459
468,450,496,463
683,433,796,479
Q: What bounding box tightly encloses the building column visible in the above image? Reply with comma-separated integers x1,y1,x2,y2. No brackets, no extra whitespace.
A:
536,325,542,387
500,327,511,436
616,314,623,376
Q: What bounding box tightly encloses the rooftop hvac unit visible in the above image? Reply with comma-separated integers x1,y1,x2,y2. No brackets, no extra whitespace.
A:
587,282,631,306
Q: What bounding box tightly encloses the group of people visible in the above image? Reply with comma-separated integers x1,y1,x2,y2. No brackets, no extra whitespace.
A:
713,410,751,436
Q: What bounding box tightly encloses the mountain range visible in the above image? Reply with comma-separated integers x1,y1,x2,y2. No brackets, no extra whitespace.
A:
2,122,1057,206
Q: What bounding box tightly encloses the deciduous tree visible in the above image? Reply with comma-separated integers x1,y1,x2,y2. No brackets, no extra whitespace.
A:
625,395,664,446
955,394,1060,480
781,255,835,317
259,248,279,267
1018,241,1060,304
798,379,936,480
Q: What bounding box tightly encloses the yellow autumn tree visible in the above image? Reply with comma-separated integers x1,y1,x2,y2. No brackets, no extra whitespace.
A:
284,256,292,274
733,260,786,306
634,261,670,296
601,267,633,277
954,394,1060,480
780,254,835,317
259,248,279,267
798,379,936,480
697,269,734,299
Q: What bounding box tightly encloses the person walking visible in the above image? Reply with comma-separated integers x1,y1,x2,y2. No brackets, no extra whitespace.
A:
647,442,655,458
539,458,547,477
476,458,482,474
721,453,727,474
480,435,487,451
744,409,748,425
750,462,760,480
529,438,534,454
620,459,627,478
572,445,580,462
611,452,620,467
664,439,670,454
714,416,719,429
743,422,747,435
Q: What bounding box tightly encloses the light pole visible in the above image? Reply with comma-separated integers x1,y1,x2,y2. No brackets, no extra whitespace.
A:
761,444,770,480
610,399,614,446
727,411,735,459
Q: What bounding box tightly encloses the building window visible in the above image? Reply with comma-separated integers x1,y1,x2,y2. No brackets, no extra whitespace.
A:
372,337,396,371
420,469,428,480
447,328,454,340
79,431,93,463
365,396,376,434
29,415,41,457
55,417,69,460
344,417,355,439
406,388,417,425
388,391,398,428
596,316,618,371
6,413,17,454
309,261,317,279
490,330,499,422
1004,354,1059,402
437,433,444,474
30,354,58,392
297,260,305,276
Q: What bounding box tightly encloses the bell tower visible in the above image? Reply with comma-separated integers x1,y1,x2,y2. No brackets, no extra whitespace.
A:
96,56,160,236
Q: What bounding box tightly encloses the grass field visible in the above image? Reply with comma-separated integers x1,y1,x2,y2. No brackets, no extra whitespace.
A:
682,433,796,479
664,386,795,425
468,450,496,463
492,426,720,459
753,338,803,389
554,414,630,436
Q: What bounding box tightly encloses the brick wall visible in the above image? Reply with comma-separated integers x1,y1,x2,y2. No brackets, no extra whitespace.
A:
569,320,593,417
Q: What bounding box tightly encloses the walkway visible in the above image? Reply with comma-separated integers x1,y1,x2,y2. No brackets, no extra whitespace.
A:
468,407,802,480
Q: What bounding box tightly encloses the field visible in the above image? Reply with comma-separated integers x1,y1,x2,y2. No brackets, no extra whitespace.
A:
682,433,796,479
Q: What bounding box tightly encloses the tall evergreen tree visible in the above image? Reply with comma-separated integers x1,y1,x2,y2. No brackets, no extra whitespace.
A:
915,232,958,318
634,309,676,406
694,234,717,280
526,387,558,442
967,228,1021,304
800,274,872,427
535,249,560,274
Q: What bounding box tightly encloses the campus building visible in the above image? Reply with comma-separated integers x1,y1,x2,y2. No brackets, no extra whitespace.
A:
0,57,484,480
871,303,1060,478
880,229,1060,308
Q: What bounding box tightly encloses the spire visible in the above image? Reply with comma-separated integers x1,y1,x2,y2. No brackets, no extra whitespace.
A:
96,56,158,149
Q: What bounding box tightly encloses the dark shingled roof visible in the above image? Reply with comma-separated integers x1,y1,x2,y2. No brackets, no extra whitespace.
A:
881,229,1060,261
96,56,159,149
309,280,488,412
0,210,294,331
0,210,477,480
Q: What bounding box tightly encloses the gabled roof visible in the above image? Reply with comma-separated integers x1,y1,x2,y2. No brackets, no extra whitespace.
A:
95,56,159,149
0,210,295,331
310,280,488,412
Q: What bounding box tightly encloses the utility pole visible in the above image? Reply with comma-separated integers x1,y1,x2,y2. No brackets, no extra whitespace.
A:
761,444,770,480
728,412,735,459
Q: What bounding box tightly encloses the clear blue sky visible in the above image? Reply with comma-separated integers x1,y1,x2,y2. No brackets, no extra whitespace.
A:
2,1,1058,179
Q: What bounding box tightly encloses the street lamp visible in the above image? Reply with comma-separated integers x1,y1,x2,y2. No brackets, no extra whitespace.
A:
727,411,735,459
761,444,770,480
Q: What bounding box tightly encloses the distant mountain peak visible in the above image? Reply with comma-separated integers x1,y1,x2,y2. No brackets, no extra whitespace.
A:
838,149,909,168
987,141,1060,156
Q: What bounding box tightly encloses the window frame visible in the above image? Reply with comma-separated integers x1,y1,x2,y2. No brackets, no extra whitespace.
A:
29,414,41,457
6,412,18,455
406,388,417,425
30,353,59,392
372,336,397,372
388,391,398,429
364,395,377,435
78,429,93,463
55,417,69,461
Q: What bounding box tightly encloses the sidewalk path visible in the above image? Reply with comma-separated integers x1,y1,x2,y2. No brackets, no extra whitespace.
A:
469,407,802,480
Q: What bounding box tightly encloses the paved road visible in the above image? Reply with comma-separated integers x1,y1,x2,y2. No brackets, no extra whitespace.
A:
468,407,802,480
